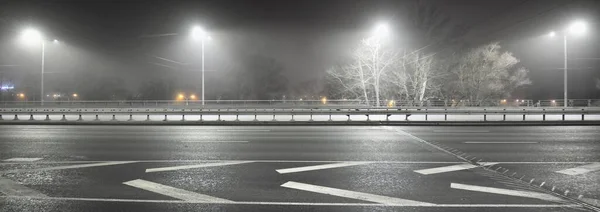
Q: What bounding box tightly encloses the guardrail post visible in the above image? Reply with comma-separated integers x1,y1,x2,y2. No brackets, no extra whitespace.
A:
309,109,313,121
111,114,117,121
444,109,447,121
588,99,592,107
146,114,150,121
522,109,526,121
78,114,83,121
95,114,99,121
29,114,34,121
542,109,546,121
236,109,240,121
503,109,506,121
0,114,3,120
181,114,185,121
346,114,351,121
581,109,585,121
13,114,19,121
329,109,332,121
272,109,276,121
386,113,391,121
61,114,67,121
290,109,295,121
483,109,486,121
253,109,258,122
425,109,428,121
45,114,50,121
562,109,565,121
218,109,222,121
163,114,167,121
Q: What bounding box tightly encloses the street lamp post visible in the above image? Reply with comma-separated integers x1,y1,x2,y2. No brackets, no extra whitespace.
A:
191,26,211,106
548,20,586,108
20,28,58,106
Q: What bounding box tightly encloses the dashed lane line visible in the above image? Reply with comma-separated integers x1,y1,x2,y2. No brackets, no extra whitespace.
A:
414,162,498,175
450,183,566,203
281,181,435,206
123,179,233,203
145,161,253,173
0,177,47,197
555,163,600,176
276,162,371,174
0,161,137,174
2,158,43,162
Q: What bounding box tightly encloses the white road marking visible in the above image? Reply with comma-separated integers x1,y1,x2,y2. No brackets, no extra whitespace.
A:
0,177,47,197
145,161,253,173
2,158,43,162
281,181,434,206
276,162,371,174
216,129,270,132
555,163,600,176
1,160,595,165
464,142,538,144
123,179,233,202
0,196,581,207
414,163,498,175
181,141,249,143
450,183,565,202
433,130,490,133
0,161,136,174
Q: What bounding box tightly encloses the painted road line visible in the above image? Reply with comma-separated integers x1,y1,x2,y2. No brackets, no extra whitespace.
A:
433,130,490,133
216,129,270,132
464,142,539,144
281,181,434,206
0,196,582,207
555,162,600,176
276,162,371,174
414,162,498,175
145,161,253,173
123,179,233,202
0,177,47,197
181,141,249,143
2,158,43,162
0,161,136,174
450,183,565,202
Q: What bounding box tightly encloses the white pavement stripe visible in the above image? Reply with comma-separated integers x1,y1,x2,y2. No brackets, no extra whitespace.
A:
216,130,270,132
433,130,490,133
281,181,435,206
123,179,233,203
414,163,498,175
0,196,582,207
145,161,253,173
464,142,539,144
181,141,249,143
276,162,371,174
0,161,136,174
2,158,43,162
450,183,565,202
555,163,600,176
0,177,47,197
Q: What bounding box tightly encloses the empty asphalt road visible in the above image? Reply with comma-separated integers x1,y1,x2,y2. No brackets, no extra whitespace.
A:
0,125,599,211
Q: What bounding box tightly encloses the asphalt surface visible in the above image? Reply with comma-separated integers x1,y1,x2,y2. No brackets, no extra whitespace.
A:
0,125,599,211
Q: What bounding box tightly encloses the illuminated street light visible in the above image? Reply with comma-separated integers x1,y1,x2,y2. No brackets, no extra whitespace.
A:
72,93,78,97
189,94,197,100
321,96,327,104
19,28,60,105
548,31,556,37
190,25,211,106
17,93,25,98
546,20,588,107
373,22,390,37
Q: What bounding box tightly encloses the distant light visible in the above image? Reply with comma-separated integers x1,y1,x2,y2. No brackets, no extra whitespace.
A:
53,39,59,44
568,20,587,35
321,96,327,104
501,99,507,103
72,93,78,97
189,94,197,100
17,93,25,98
21,28,43,44
548,31,556,37
515,99,519,102
373,22,390,37
177,93,185,100
0,86,14,90
191,26,208,40
551,100,556,103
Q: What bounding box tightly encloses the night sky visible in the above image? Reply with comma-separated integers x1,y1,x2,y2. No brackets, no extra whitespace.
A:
1,0,599,99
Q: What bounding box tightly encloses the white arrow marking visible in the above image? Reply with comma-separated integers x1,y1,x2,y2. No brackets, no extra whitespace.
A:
555,163,600,176
414,163,498,175
145,161,253,173
450,183,565,202
1,161,137,174
276,162,371,174
3,158,43,162
281,181,435,206
123,179,233,203
0,177,47,197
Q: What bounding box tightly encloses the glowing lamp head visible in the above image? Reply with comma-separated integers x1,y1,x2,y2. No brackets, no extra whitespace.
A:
21,28,43,45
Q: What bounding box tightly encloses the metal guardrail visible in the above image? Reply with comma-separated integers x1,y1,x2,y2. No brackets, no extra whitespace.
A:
1,107,599,122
